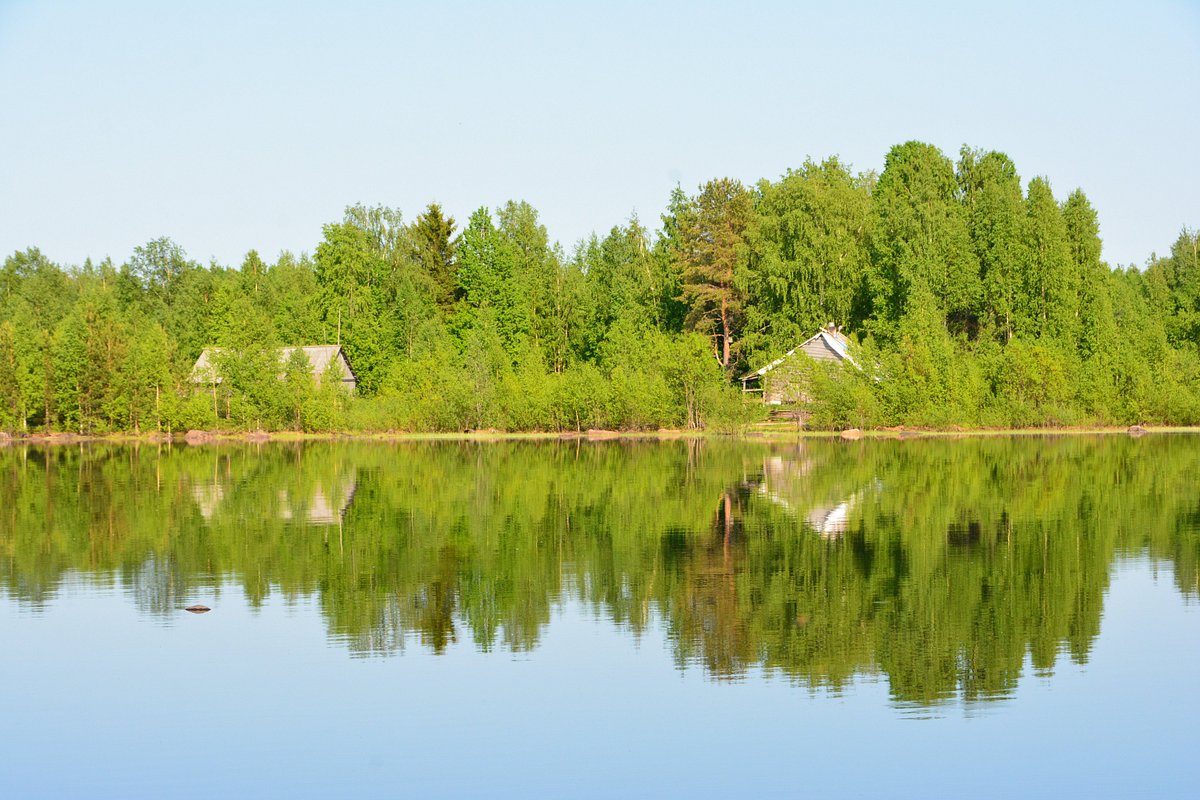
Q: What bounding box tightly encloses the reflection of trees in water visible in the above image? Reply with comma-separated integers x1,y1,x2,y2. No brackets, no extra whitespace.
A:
726,445,1116,703
663,487,757,677
129,555,183,617
2,437,1200,705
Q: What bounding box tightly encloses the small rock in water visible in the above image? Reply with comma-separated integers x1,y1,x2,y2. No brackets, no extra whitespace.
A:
840,428,863,440
184,604,211,614
1127,425,1147,436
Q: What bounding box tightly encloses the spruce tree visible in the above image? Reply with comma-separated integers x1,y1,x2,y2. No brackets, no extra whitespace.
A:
410,203,460,310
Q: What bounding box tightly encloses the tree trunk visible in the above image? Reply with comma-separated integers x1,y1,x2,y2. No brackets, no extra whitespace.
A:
723,492,733,564
720,298,731,369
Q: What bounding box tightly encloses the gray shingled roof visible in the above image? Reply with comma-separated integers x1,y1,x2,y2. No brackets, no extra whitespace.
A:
742,328,858,380
191,345,357,384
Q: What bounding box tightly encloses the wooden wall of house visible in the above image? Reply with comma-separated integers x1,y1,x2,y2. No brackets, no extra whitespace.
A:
335,351,357,394
764,359,812,405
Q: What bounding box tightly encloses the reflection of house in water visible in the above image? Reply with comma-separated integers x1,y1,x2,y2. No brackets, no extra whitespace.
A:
754,452,876,538
756,455,813,512
192,483,226,520
804,495,859,538
277,478,358,525
192,469,358,526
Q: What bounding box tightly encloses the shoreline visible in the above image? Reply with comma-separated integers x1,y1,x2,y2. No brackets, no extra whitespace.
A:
2,424,1198,446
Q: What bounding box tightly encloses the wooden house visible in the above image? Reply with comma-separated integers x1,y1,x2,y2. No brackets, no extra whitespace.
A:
741,325,857,405
190,345,358,394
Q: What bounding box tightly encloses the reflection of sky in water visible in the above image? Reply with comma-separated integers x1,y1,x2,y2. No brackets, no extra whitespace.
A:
1,557,1196,799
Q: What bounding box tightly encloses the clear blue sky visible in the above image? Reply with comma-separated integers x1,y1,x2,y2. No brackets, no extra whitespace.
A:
1,0,1197,270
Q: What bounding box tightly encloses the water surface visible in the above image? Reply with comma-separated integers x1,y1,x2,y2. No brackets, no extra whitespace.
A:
1,437,1198,797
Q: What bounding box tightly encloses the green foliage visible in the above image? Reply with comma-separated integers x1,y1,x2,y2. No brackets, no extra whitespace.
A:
741,158,873,362
127,236,191,313
1023,177,1076,339
868,141,979,332
576,218,670,362
871,283,984,426
0,320,18,431
602,328,677,429
988,338,1077,426
958,148,1028,341
282,348,314,431
314,221,390,393
803,359,880,430
303,359,348,432
51,305,88,432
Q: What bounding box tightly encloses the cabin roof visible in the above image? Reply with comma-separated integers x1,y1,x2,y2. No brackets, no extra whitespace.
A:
742,328,857,380
191,345,358,383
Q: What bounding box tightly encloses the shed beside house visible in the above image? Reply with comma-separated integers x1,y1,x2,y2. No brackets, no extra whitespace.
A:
190,345,358,394
741,325,857,405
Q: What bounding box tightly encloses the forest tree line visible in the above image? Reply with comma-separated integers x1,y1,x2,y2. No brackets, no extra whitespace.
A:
1,140,1198,433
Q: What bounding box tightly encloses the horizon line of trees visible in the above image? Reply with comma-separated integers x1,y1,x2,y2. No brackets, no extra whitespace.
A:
2,140,1199,434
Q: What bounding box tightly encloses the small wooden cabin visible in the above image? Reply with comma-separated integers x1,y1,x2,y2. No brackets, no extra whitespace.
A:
741,325,857,405
190,345,358,394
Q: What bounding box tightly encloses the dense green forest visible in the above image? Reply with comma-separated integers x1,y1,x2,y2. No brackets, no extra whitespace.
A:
3,437,1197,703
2,140,1198,433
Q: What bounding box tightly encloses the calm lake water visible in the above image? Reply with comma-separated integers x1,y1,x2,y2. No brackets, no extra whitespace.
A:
1,436,1198,798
